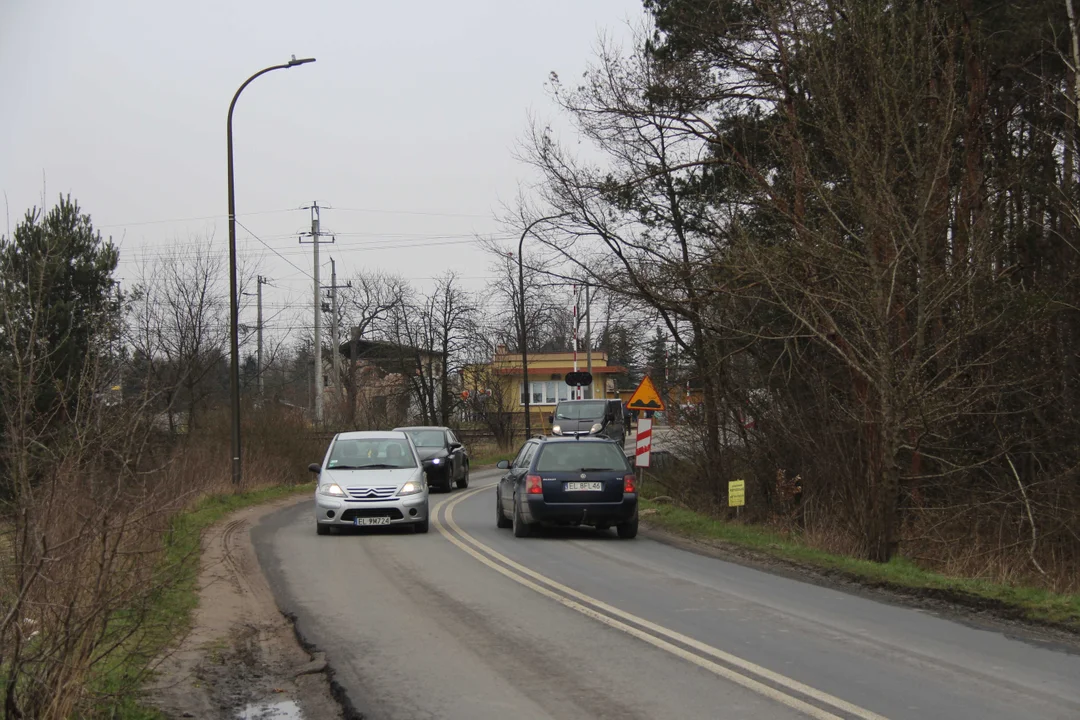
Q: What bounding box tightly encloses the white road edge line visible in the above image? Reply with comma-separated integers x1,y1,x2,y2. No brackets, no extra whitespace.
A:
434,484,888,720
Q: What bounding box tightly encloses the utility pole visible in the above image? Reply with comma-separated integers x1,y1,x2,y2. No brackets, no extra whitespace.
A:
242,277,269,396
256,275,267,396
572,284,580,399
300,202,333,425
325,258,351,391
330,258,340,390
584,280,592,398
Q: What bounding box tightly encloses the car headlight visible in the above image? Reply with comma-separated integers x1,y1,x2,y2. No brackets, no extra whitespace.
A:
398,479,424,496
430,458,442,465
590,423,603,434
552,424,562,435
318,483,346,497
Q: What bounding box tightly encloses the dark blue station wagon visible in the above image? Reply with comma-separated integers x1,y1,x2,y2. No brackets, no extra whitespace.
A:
495,436,638,539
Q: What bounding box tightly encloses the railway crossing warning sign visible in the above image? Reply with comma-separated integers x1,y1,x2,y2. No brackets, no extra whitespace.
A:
626,376,666,412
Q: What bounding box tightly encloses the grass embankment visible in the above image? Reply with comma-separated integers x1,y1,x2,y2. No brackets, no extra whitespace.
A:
471,442,516,467
107,482,316,719
639,498,1080,630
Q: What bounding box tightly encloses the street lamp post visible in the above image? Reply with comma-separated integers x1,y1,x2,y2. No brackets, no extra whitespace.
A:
516,214,564,440
227,56,315,486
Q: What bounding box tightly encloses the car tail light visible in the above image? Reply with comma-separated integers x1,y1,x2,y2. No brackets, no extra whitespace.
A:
526,475,543,494
623,474,636,493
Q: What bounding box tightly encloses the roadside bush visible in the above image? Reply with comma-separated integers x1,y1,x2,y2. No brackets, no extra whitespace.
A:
0,390,317,718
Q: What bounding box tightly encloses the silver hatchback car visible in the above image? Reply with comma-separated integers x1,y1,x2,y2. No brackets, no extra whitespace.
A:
310,431,430,534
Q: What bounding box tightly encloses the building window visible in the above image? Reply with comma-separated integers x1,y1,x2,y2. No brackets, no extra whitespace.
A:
545,381,557,404
519,379,599,404
520,380,556,405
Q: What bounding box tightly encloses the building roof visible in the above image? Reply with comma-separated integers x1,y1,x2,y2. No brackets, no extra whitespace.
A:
337,336,440,362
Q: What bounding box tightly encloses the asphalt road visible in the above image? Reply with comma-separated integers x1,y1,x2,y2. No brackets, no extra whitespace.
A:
254,471,1080,720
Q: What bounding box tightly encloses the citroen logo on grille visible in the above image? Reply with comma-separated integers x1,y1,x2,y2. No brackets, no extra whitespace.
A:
354,488,378,496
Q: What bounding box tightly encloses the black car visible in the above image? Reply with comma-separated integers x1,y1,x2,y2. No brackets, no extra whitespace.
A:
394,426,470,492
495,436,637,539
549,399,626,444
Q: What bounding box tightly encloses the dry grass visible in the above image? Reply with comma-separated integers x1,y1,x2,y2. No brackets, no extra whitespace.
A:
0,402,319,719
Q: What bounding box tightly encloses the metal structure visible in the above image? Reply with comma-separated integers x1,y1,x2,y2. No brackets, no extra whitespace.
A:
300,202,333,424
226,55,315,485
516,214,565,438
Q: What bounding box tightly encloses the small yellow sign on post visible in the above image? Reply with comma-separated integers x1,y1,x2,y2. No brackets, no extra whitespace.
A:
728,479,746,507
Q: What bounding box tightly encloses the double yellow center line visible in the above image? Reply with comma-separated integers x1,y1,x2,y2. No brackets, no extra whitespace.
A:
432,484,888,720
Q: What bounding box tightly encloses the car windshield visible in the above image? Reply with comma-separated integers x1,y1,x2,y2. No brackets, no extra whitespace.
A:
326,438,416,469
554,401,607,421
404,430,445,448
535,442,629,472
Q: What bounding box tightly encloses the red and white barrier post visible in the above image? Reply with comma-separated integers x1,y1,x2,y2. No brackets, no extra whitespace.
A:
635,417,652,468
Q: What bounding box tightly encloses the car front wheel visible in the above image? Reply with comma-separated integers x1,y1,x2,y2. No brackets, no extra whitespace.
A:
414,513,430,534
457,462,470,489
316,523,330,536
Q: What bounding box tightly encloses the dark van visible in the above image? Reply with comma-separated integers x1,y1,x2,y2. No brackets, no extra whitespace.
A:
549,399,626,444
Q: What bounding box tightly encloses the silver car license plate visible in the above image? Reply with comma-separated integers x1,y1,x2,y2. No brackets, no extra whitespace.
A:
354,516,391,526
565,481,603,491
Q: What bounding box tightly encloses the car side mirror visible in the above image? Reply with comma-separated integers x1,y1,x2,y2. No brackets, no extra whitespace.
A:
449,442,462,450
308,463,321,474
496,460,510,469
548,414,554,424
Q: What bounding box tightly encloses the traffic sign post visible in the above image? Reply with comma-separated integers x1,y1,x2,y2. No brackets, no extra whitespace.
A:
635,417,652,468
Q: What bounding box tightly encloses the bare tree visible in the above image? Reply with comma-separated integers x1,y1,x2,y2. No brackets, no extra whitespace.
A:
331,270,407,426
519,2,1059,565
381,273,476,425
126,238,239,432
460,332,519,448
428,272,476,425
480,237,577,353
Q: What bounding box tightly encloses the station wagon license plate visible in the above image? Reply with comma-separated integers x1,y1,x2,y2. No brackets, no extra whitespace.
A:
565,481,604,492
354,516,391,526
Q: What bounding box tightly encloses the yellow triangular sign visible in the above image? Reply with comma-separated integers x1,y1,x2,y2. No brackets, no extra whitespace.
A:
626,376,666,412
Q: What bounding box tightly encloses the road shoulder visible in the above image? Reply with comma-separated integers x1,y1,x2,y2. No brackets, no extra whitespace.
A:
640,516,1080,653
148,493,344,720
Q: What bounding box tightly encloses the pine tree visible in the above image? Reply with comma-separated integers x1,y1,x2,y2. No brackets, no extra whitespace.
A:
0,195,120,421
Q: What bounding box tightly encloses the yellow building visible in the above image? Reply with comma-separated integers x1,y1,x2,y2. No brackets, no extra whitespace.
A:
490,345,627,409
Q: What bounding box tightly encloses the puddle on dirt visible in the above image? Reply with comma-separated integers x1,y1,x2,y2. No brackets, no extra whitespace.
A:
235,699,303,720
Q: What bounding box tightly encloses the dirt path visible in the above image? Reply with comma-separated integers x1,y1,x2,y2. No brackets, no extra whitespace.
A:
149,494,344,720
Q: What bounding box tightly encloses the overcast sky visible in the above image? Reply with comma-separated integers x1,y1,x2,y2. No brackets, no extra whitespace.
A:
1,0,644,337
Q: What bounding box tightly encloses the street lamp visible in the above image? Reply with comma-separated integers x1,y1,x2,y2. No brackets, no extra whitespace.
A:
227,56,315,486
516,214,565,439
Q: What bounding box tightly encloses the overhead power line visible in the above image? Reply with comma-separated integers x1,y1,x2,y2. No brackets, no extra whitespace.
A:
235,218,314,280
330,206,491,219
98,205,491,231
97,207,299,229
114,235,493,264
